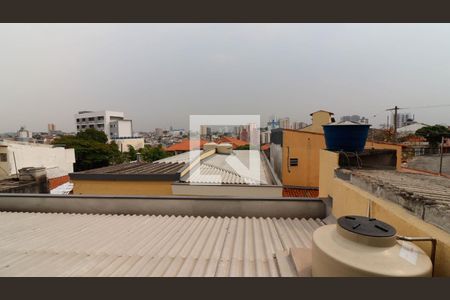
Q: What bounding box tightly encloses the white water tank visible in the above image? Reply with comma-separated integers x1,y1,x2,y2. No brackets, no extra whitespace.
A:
216,143,233,154
312,215,432,277
203,142,218,152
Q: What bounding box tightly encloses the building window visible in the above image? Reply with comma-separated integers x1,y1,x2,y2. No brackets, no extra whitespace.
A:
76,118,80,123
97,123,104,128
88,117,95,121
82,118,86,122
0,153,7,162
89,125,94,128
77,125,80,129
97,116,104,121
289,158,298,167
81,125,86,128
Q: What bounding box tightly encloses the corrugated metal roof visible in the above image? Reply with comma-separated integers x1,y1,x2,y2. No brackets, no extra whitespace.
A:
155,151,195,164
69,162,186,181
76,162,185,175
0,211,324,277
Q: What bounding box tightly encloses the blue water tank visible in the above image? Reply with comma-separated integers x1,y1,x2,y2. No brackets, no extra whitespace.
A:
323,122,371,153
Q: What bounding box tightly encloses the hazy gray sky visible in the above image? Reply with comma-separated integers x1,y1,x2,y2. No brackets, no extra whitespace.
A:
1,23,449,132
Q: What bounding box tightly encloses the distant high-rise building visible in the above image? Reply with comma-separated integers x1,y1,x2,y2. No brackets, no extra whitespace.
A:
261,131,271,144
240,128,249,142
279,118,290,129
292,121,308,130
74,110,132,139
48,123,56,132
393,113,414,128
155,128,164,138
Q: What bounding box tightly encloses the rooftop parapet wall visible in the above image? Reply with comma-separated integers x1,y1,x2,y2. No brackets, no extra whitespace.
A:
338,169,450,234
0,194,326,219
317,149,450,276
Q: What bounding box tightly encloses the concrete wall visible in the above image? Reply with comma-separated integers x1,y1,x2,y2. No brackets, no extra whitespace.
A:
365,140,402,169
0,142,75,180
114,138,145,152
72,179,174,196
110,120,133,139
0,194,326,219
269,144,283,181
318,149,450,276
318,149,339,198
282,130,326,188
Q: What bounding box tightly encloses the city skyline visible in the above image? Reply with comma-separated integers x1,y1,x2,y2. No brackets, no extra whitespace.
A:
1,23,450,132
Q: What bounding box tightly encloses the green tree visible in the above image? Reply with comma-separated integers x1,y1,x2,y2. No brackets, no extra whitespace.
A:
139,145,172,162
53,129,125,171
415,125,450,147
76,128,108,144
127,145,137,161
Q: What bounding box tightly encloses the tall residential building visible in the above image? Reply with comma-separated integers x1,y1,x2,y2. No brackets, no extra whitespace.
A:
74,110,132,139
261,131,271,144
48,123,56,132
155,128,164,138
292,121,308,130
392,113,414,128
279,118,290,129
239,128,249,142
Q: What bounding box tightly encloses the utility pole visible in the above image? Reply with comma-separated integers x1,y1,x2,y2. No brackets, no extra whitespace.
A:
393,105,398,142
439,136,444,175
386,106,399,142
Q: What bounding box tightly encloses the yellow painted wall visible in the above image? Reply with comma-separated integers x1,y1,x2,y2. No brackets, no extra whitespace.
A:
282,130,325,187
365,140,402,169
300,111,334,134
318,149,450,276
318,149,339,198
72,179,173,196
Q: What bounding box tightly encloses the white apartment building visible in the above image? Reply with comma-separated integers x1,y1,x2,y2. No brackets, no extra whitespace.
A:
110,119,133,139
74,110,132,139
0,140,75,180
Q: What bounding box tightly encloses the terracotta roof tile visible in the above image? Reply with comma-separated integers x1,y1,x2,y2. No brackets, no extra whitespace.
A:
165,139,208,152
283,188,319,198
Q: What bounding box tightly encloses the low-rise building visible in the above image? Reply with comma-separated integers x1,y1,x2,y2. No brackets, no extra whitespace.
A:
74,110,133,139
0,140,75,180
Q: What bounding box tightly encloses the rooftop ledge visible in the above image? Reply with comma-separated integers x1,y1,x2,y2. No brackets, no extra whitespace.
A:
336,168,450,233
0,193,326,219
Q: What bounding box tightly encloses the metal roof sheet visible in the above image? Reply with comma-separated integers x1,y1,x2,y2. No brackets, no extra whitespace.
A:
69,162,186,181
155,151,195,164
0,211,324,277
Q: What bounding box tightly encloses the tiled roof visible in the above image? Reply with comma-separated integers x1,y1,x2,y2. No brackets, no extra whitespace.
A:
216,137,248,149
165,139,208,152
283,188,319,198
0,211,324,277
69,162,185,180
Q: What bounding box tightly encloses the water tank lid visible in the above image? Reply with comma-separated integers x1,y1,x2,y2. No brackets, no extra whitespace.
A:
338,215,396,237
